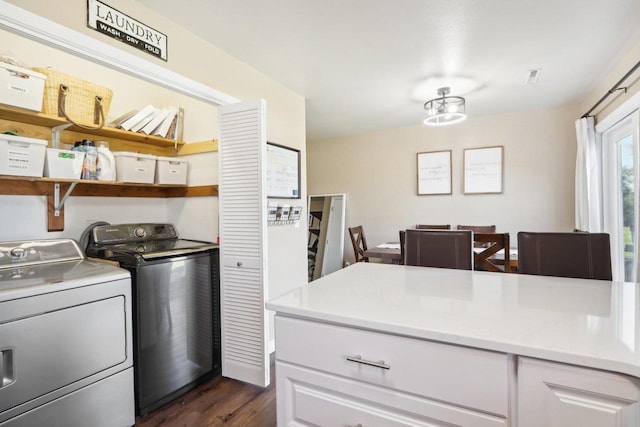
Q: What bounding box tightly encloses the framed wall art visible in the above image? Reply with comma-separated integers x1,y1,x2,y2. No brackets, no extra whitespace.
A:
463,146,504,194
417,150,452,195
266,142,301,199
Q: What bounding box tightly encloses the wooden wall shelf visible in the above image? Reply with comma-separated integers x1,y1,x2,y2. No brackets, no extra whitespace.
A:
0,104,186,156
0,176,218,232
0,104,219,232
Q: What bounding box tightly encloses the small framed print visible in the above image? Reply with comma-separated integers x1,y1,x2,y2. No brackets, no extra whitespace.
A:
417,150,452,195
463,146,503,194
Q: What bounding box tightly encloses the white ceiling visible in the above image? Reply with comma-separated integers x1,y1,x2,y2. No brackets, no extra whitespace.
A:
137,0,640,140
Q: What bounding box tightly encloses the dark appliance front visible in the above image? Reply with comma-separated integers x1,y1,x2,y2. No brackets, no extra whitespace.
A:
84,223,221,416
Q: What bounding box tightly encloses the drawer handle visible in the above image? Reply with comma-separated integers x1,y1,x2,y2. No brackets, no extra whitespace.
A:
346,354,390,370
1,348,15,389
347,424,363,427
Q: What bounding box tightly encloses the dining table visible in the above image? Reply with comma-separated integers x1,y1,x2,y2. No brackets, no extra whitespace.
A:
364,242,518,270
363,242,402,263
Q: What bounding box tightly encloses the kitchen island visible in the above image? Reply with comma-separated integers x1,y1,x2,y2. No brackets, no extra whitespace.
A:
266,262,640,426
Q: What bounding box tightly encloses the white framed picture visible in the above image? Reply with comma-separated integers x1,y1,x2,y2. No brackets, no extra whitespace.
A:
463,146,504,194
417,150,452,195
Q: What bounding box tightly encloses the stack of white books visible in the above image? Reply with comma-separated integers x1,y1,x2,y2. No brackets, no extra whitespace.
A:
110,105,184,139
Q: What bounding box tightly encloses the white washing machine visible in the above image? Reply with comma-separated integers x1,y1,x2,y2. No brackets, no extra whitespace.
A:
0,239,135,427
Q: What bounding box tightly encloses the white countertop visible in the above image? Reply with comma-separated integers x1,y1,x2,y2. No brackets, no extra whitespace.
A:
266,262,640,378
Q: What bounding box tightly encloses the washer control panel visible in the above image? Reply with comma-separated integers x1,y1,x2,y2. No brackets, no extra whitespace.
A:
92,223,178,244
0,239,84,269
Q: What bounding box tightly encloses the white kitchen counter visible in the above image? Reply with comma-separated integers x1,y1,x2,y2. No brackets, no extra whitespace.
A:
266,262,640,379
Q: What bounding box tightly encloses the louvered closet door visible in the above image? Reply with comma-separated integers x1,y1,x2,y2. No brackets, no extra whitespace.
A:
219,100,269,387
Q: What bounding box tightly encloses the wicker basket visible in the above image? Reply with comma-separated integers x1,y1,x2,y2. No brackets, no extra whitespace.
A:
32,67,113,129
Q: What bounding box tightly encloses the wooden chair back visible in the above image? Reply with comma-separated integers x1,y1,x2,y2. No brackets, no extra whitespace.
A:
416,224,451,230
348,225,369,263
404,229,473,270
457,225,496,247
399,230,406,265
517,232,612,280
473,233,511,273
457,225,496,233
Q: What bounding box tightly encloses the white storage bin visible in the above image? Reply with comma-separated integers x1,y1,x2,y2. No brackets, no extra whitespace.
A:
0,63,46,111
155,156,188,185
113,151,156,183
0,134,47,177
44,148,85,179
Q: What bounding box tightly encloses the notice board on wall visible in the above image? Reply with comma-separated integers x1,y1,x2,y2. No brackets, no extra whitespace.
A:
266,142,300,199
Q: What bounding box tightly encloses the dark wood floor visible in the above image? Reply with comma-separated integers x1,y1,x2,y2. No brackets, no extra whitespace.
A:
134,362,276,427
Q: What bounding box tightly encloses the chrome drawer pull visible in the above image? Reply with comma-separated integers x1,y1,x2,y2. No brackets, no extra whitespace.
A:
346,354,390,370
1,348,15,389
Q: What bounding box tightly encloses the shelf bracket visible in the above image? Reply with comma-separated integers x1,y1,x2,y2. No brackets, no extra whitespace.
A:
54,182,77,216
51,123,73,149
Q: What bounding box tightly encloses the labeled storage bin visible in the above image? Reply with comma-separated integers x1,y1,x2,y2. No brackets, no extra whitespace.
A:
0,134,47,177
0,63,46,111
155,156,188,185
113,151,156,183
44,148,85,179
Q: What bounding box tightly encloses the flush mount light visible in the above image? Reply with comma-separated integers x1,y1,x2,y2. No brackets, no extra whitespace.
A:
423,87,467,126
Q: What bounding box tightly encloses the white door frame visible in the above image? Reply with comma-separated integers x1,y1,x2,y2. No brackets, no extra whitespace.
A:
596,90,640,282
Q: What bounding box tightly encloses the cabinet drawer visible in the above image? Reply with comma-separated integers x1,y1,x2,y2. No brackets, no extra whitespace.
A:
277,361,507,427
518,357,640,427
275,315,509,416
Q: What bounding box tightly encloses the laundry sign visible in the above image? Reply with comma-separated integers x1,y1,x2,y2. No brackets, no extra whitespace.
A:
87,0,167,61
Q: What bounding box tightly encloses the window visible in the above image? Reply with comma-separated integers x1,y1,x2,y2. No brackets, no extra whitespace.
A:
602,111,640,282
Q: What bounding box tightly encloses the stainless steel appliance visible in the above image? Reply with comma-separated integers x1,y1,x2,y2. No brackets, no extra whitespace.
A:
0,239,134,427
84,223,220,416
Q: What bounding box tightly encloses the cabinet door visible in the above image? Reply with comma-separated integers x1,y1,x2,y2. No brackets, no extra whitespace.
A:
518,357,640,427
277,361,507,427
219,100,269,387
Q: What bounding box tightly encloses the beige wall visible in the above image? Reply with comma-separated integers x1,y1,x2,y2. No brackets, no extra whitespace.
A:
580,39,640,122
308,105,579,263
1,1,308,305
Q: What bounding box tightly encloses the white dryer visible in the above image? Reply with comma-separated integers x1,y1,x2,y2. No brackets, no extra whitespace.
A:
0,239,135,427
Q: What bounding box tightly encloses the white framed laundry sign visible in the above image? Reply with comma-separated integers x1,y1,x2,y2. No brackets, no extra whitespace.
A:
87,0,168,61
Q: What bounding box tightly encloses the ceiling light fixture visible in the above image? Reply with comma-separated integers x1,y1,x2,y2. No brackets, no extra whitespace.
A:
423,87,467,126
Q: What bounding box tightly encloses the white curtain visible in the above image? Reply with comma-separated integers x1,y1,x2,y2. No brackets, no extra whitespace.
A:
575,117,603,232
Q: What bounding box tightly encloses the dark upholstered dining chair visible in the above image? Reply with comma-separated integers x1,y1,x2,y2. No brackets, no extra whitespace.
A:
404,229,473,270
517,232,612,280
348,225,369,263
416,224,451,230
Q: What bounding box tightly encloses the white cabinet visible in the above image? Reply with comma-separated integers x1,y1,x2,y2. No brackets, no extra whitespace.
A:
518,357,640,427
274,315,511,426
277,362,508,427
